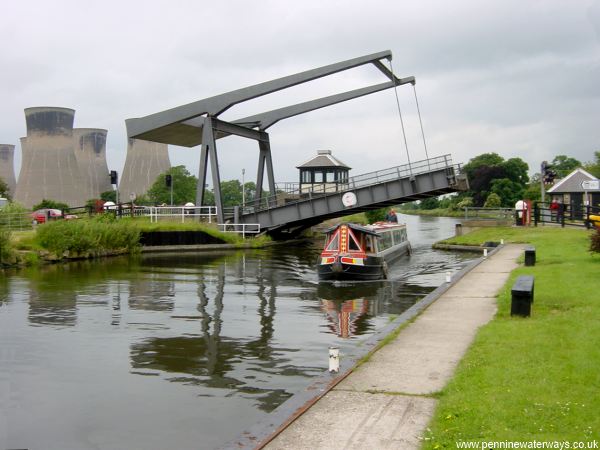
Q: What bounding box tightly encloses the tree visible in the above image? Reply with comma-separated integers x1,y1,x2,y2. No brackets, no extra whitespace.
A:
462,152,504,181
490,178,524,207
503,158,529,185
469,165,508,206
147,166,198,205
219,179,243,206
0,177,10,200
583,151,600,178
483,192,502,208
551,155,581,176
420,197,440,210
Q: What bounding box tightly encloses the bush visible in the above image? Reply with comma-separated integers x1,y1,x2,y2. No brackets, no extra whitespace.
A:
0,228,12,263
35,218,140,256
590,228,600,254
32,199,70,211
484,192,502,208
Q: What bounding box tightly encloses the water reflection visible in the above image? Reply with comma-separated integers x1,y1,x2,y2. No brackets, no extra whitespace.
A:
1,215,476,449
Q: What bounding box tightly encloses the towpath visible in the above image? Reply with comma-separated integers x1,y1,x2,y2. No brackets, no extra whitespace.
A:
264,244,525,450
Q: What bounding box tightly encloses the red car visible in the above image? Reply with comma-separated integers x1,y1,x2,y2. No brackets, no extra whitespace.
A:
31,209,78,224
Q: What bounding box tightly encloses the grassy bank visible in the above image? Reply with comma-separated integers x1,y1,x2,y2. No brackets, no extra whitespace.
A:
3,217,271,266
424,226,600,447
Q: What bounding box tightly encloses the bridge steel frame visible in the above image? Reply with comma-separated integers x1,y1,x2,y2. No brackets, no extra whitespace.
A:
126,50,415,224
236,155,466,238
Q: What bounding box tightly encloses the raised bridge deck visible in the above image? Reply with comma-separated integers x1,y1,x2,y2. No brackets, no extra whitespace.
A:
230,154,468,239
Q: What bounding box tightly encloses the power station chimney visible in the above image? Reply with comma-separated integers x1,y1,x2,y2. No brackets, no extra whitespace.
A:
0,144,16,196
14,107,87,208
73,128,112,200
119,138,170,200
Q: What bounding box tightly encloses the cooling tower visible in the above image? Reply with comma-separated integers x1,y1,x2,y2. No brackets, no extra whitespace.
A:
14,107,87,208
0,144,16,196
73,128,112,199
119,138,170,199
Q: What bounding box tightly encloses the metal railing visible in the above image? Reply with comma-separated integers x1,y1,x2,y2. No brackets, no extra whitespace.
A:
145,206,218,223
0,212,34,231
217,223,261,238
243,154,459,214
463,207,515,221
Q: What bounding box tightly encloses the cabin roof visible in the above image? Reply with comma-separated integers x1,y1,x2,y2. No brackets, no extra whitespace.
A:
547,168,599,193
323,222,380,236
296,150,351,169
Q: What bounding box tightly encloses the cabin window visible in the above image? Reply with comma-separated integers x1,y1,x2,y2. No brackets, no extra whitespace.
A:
365,235,375,253
348,231,361,251
325,233,339,251
314,171,323,183
301,171,312,183
326,171,335,182
379,232,393,251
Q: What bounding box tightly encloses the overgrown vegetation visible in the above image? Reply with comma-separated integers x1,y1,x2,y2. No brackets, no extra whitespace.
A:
423,227,600,446
0,228,12,263
35,216,140,256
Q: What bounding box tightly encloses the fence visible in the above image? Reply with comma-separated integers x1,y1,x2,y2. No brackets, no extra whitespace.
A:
534,202,600,228
0,212,34,231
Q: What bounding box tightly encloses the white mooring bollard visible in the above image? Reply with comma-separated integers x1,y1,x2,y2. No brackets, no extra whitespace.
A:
484,248,488,257
329,347,340,373
445,271,452,283
501,239,505,245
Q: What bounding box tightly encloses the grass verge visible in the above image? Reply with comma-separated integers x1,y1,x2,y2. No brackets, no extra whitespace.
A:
423,226,600,447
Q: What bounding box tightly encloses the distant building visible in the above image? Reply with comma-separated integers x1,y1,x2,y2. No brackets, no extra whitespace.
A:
296,149,351,193
119,138,170,201
14,107,87,208
0,144,16,196
73,128,112,199
547,168,600,217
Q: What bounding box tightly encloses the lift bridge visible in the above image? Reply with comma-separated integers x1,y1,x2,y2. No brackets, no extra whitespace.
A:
126,50,468,239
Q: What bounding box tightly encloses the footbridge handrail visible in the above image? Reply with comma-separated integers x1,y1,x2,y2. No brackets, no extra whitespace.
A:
242,154,459,215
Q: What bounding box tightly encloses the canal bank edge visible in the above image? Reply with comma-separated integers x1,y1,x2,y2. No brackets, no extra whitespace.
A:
221,245,504,450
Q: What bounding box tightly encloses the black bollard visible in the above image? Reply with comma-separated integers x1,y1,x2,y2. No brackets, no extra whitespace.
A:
524,246,536,266
511,275,534,317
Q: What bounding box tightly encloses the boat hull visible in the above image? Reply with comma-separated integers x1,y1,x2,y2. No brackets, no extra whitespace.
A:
317,256,385,281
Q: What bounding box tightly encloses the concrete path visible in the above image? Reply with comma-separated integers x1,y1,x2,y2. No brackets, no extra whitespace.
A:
265,244,525,450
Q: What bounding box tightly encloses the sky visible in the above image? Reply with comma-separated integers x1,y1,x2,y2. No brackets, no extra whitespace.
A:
1,0,599,188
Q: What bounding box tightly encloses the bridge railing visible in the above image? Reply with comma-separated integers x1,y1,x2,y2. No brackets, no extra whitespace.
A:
218,223,261,238
145,206,218,223
246,154,458,214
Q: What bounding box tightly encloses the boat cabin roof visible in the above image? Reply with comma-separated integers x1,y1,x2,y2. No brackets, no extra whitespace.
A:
324,222,404,236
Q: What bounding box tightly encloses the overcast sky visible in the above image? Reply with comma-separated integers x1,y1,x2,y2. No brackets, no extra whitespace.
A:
1,0,599,187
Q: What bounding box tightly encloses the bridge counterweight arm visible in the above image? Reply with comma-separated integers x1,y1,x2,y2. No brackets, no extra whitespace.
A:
126,50,399,140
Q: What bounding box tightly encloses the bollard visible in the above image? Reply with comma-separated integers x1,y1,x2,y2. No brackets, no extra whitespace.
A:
329,347,339,373
511,275,534,317
501,239,504,245
445,272,451,283
483,248,488,257
455,223,463,237
524,246,536,266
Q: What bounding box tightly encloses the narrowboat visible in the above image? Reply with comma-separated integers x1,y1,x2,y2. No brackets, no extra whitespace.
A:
317,222,411,281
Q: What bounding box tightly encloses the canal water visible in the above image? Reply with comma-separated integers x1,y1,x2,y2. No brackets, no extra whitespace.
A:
0,214,476,450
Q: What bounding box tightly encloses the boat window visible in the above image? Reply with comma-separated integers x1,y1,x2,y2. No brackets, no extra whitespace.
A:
326,233,339,251
348,231,361,251
365,235,374,253
380,231,393,251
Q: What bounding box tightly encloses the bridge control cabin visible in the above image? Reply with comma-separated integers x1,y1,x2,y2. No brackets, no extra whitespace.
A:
297,150,351,194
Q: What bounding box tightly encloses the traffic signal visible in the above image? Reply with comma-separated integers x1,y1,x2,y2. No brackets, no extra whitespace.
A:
165,174,172,188
541,161,557,185
110,170,118,185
